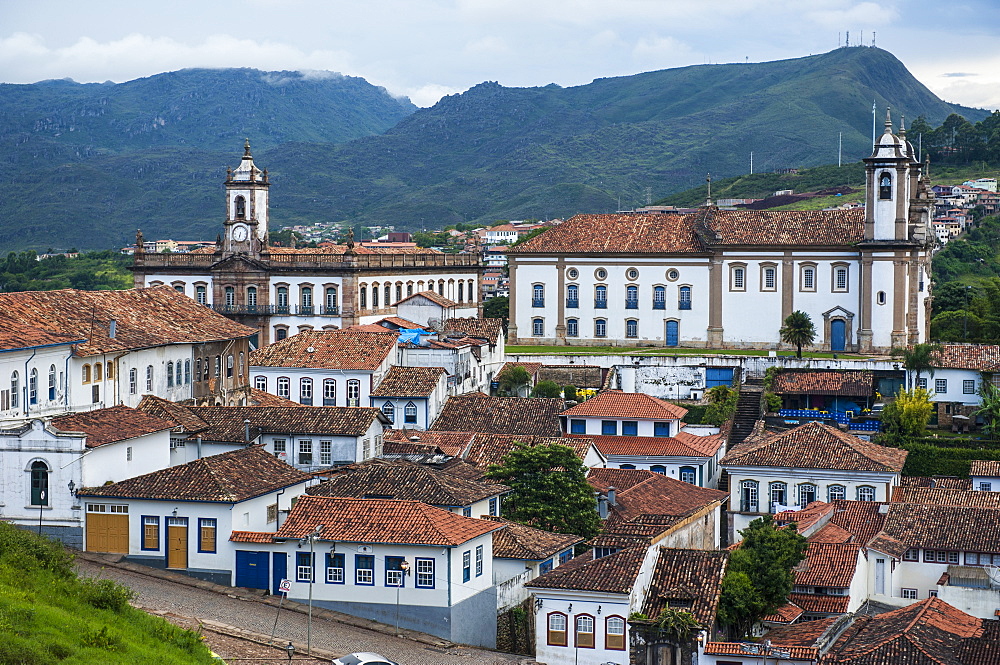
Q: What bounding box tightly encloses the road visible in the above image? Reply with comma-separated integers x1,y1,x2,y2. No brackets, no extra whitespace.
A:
76,559,526,665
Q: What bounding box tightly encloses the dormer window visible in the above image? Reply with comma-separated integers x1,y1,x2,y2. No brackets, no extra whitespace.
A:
234,196,246,219
879,172,892,200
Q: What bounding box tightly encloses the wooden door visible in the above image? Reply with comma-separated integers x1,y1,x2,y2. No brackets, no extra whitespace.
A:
167,518,188,569
85,504,129,553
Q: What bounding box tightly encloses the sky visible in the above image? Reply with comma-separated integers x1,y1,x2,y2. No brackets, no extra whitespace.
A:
1,0,999,111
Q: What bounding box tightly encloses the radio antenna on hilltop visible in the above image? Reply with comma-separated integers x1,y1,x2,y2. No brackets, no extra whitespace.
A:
846,31,850,47
873,31,876,47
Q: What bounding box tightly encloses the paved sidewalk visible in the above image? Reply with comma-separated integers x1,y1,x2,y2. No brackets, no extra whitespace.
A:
75,554,528,665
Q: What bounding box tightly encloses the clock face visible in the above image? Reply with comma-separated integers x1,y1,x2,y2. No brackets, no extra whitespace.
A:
232,224,249,242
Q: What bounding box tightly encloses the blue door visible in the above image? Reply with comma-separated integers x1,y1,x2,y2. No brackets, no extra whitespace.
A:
665,320,678,347
705,368,734,388
830,319,846,352
236,550,269,590
272,552,288,595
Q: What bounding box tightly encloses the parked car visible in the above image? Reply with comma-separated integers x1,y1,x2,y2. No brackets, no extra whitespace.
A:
331,653,399,665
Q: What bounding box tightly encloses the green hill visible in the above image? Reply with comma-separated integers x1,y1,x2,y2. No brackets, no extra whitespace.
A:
0,48,989,250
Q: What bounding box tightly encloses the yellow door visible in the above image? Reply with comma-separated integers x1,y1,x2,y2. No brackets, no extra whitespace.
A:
167,519,188,569
85,508,129,553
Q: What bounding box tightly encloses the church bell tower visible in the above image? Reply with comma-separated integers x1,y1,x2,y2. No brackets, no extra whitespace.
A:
223,139,269,255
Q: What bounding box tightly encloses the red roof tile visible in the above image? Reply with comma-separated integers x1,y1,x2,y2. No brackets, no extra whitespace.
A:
394,290,457,308
0,320,84,351
587,468,728,525
249,329,398,371
526,546,647,594
561,390,687,421
482,516,582,560
773,370,875,396
704,642,819,660
52,405,176,448
274,495,500,546
431,394,564,437
868,503,1000,558
827,500,889,547
775,501,836,533
370,366,447,397
900,476,973,490
135,394,210,433
248,387,308,407
763,602,805,624
891,486,1000,509
970,460,1000,477
509,213,703,254
932,344,1000,372
703,208,865,246
760,616,838,646
383,429,477,457
642,548,729,626
442,318,504,344
191,406,385,442
786,592,850,614
462,433,598,469
585,433,720,458
230,531,277,543
793,542,860,588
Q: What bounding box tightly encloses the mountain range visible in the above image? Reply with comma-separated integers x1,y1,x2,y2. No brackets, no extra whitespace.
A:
0,47,987,250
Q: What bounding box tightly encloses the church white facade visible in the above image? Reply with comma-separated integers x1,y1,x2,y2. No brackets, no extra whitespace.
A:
508,113,933,354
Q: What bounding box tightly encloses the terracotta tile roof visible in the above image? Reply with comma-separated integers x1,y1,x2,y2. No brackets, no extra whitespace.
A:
343,323,396,332
761,616,839,646
135,395,209,433
704,642,819,660
526,546,648,594
868,503,1000,558
394,290,457,308
0,286,255,356
793,542,860,588
0,320,85,351
932,344,1000,372
442,318,504,343
381,439,444,455
763,602,805,624
827,500,889,547
482,516,582,560
810,523,855,543
430,394,564,437
970,460,1000,477
248,387,307,407
900,476,973,490
824,597,989,664
587,468,728,525
641,548,729,626
306,459,507,507
370,366,446,397
78,445,310,502
249,330,398,371
191,406,385,442
273,495,500,546
377,316,424,329
230,531,276,543
460,433,597,468
384,429,477,457
786,592,850,614
701,208,865,246
892,486,1000,509
584,433,720,458
561,390,687,421
721,421,907,473
509,213,704,254
583,467,658,492
773,370,876,396
775,501,836,532
52,405,176,448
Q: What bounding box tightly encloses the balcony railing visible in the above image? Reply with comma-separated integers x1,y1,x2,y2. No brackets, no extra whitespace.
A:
679,301,692,310
595,299,608,309
652,301,666,310
135,251,482,270
566,298,579,309
212,304,340,316
625,299,639,309
532,298,545,308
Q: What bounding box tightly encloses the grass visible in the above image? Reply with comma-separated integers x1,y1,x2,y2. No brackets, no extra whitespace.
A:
506,345,869,359
0,523,216,665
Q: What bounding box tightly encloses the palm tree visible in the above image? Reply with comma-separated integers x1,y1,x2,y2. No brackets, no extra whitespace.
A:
498,365,531,397
780,311,816,359
974,383,1000,440
891,343,942,389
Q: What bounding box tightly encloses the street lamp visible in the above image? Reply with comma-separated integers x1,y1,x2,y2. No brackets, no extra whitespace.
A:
37,490,46,535
300,524,324,655
395,559,411,636
284,641,294,662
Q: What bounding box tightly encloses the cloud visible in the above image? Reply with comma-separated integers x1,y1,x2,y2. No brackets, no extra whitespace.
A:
942,72,976,78
404,83,465,108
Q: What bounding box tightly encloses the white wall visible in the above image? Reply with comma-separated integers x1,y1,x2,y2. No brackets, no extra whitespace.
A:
567,415,680,437
534,590,632,665
0,345,75,422
82,430,171,486
252,366,380,407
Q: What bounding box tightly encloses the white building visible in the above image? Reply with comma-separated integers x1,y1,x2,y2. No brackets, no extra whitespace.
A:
0,321,83,422
507,113,933,353
560,390,686,438
369,366,449,430
970,460,1000,492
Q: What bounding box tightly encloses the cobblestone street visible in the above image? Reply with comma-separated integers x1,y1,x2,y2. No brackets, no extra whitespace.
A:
76,559,525,665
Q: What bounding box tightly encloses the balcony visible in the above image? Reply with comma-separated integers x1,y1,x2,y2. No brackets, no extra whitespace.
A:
566,298,579,309
652,301,666,310
679,301,692,310
595,299,608,309
211,304,341,316
532,298,545,308
625,299,639,309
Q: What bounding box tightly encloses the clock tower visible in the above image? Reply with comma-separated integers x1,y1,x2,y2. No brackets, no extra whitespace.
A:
223,139,269,255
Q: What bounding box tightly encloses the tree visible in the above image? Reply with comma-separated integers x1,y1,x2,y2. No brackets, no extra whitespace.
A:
531,380,562,398
485,442,601,539
880,387,934,439
974,383,1000,440
717,516,808,639
498,365,531,397
891,343,942,389
704,385,738,426
779,311,815,358
563,385,578,402
483,296,509,322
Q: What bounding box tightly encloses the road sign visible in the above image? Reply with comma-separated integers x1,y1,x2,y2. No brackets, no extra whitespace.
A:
278,578,291,593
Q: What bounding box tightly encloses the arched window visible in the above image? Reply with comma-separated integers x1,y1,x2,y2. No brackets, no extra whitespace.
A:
827,484,846,502
468,279,476,302
30,460,49,506
28,368,38,405
94,363,102,382
575,615,595,649
166,362,174,387
10,371,18,408
857,486,876,501
347,379,361,406
732,266,745,290
532,284,545,307
458,282,465,303
404,401,418,424
619,464,636,470
762,266,777,291
277,377,290,399
679,466,697,484
247,286,257,309
196,284,207,305
650,465,666,475
381,402,395,423
359,285,367,309
566,319,579,338
834,266,849,292
254,376,267,391
879,172,892,199
595,319,607,338
384,284,391,306
371,285,379,309
48,365,56,401
323,379,336,406
532,318,544,337
82,364,91,384
195,359,202,382
300,378,313,405
547,612,568,647
799,483,817,507
801,265,816,291
625,319,638,338
678,285,692,309
566,284,579,308
234,195,246,218
407,283,414,297
625,285,638,308
276,286,289,311
301,287,313,310
226,355,234,378
769,481,787,512
606,616,626,651
184,360,191,384
741,480,759,512
225,286,235,307
238,352,244,376
653,285,666,309
325,287,338,313
438,281,444,296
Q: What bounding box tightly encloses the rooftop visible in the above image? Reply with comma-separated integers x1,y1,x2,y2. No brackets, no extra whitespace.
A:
772,370,875,396
561,390,687,421
584,433,722,458
370,366,447,397
483,516,582,561
891,486,1000,510
192,406,385,442
868,503,1000,558
587,468,728,527
249,329,398,371
641,548,729,626
441,317,504,343
970,460,1000,477
526,546,647,594
394,289,457,308
431,394,564,437
52,405,176,448
792,542,861,588
932,344,1000,372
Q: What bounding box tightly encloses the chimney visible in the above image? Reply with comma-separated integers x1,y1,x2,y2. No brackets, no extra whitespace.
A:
607,486,617,506
244,419,251,443
109,320,117,338
596,493,608,520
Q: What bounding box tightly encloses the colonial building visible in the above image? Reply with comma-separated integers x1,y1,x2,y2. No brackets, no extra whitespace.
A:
131,141,483,346
507,112,933,353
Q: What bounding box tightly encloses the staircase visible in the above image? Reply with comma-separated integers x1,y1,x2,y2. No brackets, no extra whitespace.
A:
729,377,764,447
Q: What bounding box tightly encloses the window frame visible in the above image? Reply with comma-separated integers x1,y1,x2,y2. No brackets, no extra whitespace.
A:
625,319,638,339
606,616,626,651
381,401,395,423
832,263,850,292
277,377,290,399
296,551,314,583
198,518,217,553
574,614,595,649
856,485,876,501
355,554,375,585
462,550,471,583
594,318,607,338
730,263,747,292
415,557,435,588
741,479,759,513
404,401,418,424
799,263,817,292
326,552,345,584
935,378,947,394
475,545,483,577
566,318,579,338
964,379,976,394
827,484,846,502
142,515,160,551
547,612,568,647
760,263,778,292
532,318,544,337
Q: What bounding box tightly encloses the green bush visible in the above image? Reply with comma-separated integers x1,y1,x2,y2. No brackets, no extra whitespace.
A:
531,380,563,398
79,578,136,612
563,385,578,401
764,392,782,412
704,385,738,426
896,442,1000,477
680,404,708,424
0,522,74,577
80,625,123,651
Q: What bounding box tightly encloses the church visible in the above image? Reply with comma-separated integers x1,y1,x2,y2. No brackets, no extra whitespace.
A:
131,142,482,346
508,112,934,354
